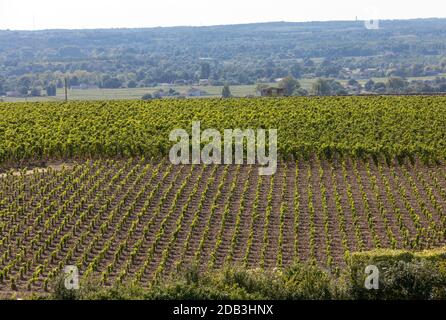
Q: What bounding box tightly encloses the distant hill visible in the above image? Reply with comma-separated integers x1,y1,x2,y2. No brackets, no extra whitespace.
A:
1,19,446,93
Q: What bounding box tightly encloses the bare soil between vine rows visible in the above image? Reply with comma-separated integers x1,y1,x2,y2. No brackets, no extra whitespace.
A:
0,157,445,292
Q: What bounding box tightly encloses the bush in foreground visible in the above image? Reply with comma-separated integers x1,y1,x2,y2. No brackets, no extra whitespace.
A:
346,248,446,299
46,248,446,300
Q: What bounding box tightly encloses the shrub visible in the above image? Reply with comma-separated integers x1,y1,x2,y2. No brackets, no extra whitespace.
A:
46,248,446,300
141,93,153,100
346,249,446,300
50,273,79,300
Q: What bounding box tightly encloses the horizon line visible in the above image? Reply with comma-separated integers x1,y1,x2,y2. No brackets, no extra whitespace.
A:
1,16,445,32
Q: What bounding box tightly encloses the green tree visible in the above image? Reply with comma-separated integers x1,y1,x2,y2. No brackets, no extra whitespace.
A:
222,84,232,98
69,76,79,87
18,76,32,92
142,93,153,100
200,63,211,79
30,87,41,97
290,63,302,78
373,82,387,93
127,80,137,88
303,58,315,67
46,84,57,96
409,64,424,77
294,87,309,96
386,77,408,93
101,76,122,89
364,79,375,91
278,76,300,96
312,78,330,95
347,79,359,86
18,86,29,95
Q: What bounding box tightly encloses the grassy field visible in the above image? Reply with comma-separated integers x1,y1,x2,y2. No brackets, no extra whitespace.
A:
0,80,328,103
358,74,446,85
0,79,318,102
1,84,268,102
3,75,445,103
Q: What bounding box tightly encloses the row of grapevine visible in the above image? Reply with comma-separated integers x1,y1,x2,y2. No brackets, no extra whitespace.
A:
1,158,445,291
2,97,446,164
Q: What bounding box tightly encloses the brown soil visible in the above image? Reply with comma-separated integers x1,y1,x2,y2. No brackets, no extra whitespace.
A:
0,157,445,292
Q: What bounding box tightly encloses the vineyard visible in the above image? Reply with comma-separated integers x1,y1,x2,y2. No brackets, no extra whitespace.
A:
0,156,445,292
0,97,445,295
1,97,446,164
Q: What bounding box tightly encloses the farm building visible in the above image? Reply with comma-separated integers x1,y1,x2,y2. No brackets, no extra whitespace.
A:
260,87,285,97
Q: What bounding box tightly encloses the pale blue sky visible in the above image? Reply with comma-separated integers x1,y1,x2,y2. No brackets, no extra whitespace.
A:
0,0,444,30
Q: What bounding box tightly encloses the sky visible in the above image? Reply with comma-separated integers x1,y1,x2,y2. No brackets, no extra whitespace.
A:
0,0,444,30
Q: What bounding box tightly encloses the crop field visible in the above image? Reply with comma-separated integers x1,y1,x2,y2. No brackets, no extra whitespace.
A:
1,96,446,163
1,157,446,292
1,82,311,103
3,75,446,103
0,97,445,294
1,84,269,102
